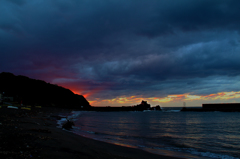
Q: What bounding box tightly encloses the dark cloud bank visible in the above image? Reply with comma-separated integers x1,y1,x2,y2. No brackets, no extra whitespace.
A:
1,0,240,101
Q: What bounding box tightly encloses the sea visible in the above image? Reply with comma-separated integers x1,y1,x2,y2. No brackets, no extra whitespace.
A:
57,107,240,159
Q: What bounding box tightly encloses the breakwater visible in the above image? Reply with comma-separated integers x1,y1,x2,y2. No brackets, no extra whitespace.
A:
181,103,240,112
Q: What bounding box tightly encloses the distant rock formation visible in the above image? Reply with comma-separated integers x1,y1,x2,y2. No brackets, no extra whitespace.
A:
0,72,91,109
134,100,151,111
91,100,161,111
134,100,162,111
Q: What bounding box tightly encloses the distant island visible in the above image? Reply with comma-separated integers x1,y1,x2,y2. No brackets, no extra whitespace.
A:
91,100,162,111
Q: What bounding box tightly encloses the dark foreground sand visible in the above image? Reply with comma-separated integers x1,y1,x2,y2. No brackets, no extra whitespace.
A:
0,106,185,159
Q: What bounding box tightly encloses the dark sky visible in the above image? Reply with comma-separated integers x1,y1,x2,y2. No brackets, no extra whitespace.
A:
1,0,240,106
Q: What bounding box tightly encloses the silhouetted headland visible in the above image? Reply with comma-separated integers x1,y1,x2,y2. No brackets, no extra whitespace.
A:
181,103,240,112
0,72,90,109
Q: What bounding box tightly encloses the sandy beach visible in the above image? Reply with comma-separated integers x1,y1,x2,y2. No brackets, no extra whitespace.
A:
0,106,184,159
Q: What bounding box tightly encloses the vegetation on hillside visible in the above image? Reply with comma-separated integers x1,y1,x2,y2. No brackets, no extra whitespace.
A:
0,72,90,109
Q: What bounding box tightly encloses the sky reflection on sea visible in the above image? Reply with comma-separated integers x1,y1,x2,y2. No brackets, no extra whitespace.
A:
62,110,240,159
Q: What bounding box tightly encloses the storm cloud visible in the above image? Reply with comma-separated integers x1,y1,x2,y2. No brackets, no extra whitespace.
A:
1,0,240,104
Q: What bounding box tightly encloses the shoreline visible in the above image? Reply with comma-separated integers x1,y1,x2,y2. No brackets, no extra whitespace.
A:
69,130,206,159
0,106,185,159
62,111,209,159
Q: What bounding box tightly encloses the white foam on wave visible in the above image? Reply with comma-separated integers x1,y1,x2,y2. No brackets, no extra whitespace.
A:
56,117,68,128
56,111,81,128
68,111,82,120
87,131,96,134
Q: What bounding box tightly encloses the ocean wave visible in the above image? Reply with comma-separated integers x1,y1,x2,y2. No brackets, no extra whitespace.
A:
62,111,240,159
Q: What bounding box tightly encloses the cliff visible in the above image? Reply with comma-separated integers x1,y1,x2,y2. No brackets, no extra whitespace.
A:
0,72,90,109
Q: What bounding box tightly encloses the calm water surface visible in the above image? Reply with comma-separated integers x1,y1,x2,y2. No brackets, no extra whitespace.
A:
59,108,240,159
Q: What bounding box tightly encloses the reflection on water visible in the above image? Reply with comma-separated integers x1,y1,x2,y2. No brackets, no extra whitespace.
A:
67,111,240,159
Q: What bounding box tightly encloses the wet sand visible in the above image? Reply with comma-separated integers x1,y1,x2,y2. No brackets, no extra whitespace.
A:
0,106,185,159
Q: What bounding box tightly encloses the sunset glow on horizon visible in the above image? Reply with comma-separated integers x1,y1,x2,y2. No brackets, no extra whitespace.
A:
1,0,240,109
84,91,240,107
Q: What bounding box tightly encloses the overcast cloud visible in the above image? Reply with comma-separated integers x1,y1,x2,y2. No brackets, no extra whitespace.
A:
1,0,240,104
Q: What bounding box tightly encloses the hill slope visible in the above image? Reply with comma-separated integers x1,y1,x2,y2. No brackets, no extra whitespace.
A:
0,72,90,109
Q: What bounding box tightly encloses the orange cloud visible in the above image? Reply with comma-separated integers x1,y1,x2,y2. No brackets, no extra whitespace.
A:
82,85,108,98
55,81,110,102
48,79,240,106
202,91,240,100
89,91,240,107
